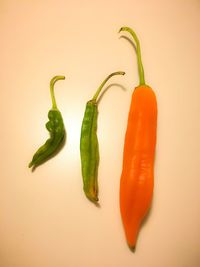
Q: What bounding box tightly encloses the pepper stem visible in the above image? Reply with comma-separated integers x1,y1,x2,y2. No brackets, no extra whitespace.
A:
119,27,145,86
92,71,125,101
50,75,65,109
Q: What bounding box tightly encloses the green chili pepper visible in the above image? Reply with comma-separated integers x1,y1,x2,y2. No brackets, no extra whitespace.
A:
80,71,125,203
29,76,65,169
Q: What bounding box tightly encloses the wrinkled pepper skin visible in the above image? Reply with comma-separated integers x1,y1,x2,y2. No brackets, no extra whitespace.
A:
80,101,99,202
29,76,65,169
29,109,65,168
80,71,125,203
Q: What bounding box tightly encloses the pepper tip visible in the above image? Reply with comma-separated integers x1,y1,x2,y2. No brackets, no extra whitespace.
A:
128,244,136,252
28,162,33,168
85,191,99,203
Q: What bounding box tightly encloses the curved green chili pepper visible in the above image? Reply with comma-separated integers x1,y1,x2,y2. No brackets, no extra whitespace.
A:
80,71,125,203
29,76,65,169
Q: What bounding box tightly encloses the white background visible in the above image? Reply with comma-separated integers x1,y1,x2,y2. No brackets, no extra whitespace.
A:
0,0,200,266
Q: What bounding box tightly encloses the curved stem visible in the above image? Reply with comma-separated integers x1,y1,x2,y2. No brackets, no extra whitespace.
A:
119,27,145,85
92,71,125,101
50,75,65,109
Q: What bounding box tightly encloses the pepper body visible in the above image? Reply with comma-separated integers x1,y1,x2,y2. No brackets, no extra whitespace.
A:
29,75,65,169
80,100,99,202
80,71,125,203
29,109,65,168
120,85,157,247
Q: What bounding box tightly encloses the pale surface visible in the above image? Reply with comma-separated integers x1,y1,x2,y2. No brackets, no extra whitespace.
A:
0,0,200,266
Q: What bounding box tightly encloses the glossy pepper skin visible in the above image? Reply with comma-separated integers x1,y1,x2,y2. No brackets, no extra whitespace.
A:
29,76,65,169
119,27,157,249
80,71,125,203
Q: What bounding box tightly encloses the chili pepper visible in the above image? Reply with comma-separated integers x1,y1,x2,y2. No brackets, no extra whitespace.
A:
119,27,157,249
80,71,125,203
29,76,65,169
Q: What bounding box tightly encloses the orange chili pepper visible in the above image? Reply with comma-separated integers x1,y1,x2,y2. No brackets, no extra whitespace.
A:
119,27,157,250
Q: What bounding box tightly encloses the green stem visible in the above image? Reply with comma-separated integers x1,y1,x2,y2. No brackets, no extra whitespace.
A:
92,71,125,101
50,75,65,109
119,27,145,85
